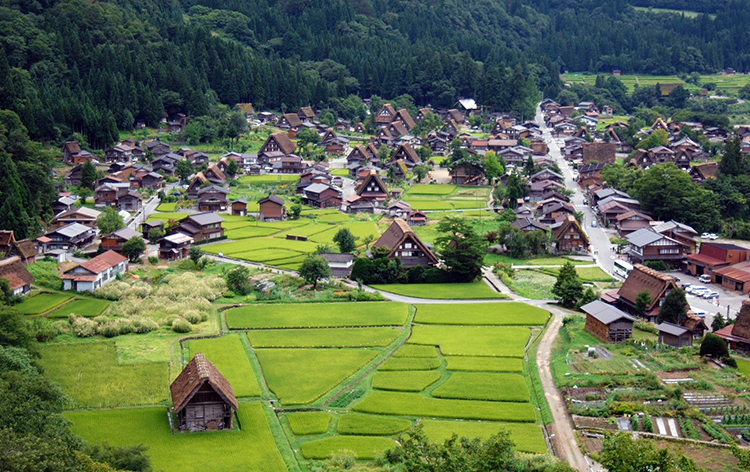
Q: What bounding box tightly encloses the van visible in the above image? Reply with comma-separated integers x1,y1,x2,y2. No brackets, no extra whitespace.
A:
698,274,712,284
690,307,707,318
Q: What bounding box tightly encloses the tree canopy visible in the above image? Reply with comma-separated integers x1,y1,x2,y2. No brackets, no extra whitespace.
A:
435,217,487,283
552,262,583,309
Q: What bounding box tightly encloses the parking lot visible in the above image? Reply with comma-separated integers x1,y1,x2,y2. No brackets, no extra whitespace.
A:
666,271,746,328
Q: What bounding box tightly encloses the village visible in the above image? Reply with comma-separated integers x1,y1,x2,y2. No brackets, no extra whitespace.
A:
5,87,750,472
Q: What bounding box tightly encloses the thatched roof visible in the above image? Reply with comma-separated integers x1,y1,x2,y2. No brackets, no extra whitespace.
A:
617,264,677,312
170,353,238,413
0,256,34,290
732,300,750,340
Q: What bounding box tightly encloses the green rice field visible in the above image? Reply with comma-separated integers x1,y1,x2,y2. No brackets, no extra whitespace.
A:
445,356,524,373
372,370,442,391
38,342,168,408
239,174,300,183
408,325,531,357
286,411,332,435
407,184,457,195
226,302,409,329
421,420,546,453
46,298,111,318
377,357,441,371
337,413,412,435
402,184,490,211
353,391,536,422
16,292,72,315
188,334,261,397
431,373,530,402
414,302,549,326
563,72,750,95
300,436,396,459
393,345,438,358
256,348,378,404
371,283,507,300
66,404,288,472
247,327,402,348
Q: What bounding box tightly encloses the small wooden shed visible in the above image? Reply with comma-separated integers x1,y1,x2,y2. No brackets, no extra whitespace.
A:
656,322,693,348
170,353,238,432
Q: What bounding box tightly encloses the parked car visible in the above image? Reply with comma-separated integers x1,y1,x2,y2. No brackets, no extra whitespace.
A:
701,232,710,239
702,290,719,299
692,288,710,297
681,283,692,290
709,233,718,240
687,285,707,295
591,220,597,228
698,274,712,284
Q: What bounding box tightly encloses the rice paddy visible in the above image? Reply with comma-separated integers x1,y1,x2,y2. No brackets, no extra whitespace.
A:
300,436,396,459
247,327,402,348
286,411,332,435
431,373,531,402
414,302,549,326
372,370,442,391
188,334,261,397
46,298,111,318
16,292,72,315
226,302,409,329
372,283,508,300
337,413,412,435
408,325,531,357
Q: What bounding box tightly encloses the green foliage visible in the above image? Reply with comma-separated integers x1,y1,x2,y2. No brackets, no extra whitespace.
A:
435,216,487,282
700,333,729,358
600,434,703,472
121,237,146,262
552,262,583,309
712,313,728,332
224,265,251,295
301,436,396,460
80,160,97,190
657,288,688,325
635,290,652,314
419,420,548,454
188,247,204,269
643,413,653,433
332,228,357,253
299,254,331,288
80,443,152,472
286,411,331,435
644,260,668,271
0,305,36,353
97,207,125,236
175,160,194,183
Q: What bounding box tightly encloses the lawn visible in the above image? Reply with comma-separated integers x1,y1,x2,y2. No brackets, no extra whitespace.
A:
431,373,530,402
414,302,549,326
393,345,437,358
371,283,507,300
353,391,536,422
46,298,110,318
377,357,441,371
226,302,409,329
188,334,261,397
420,420,546,453
407,184,457,195
408,325,530,358
736,358,750,378
286,411,332,435
300,436,396,460
247,327,402,348
156,202,178,211
38,342,168,408
16,292,72,315
372,370,442,392
444,356,524,373
256,348,378,404
66,404,288,472
337,413,412,435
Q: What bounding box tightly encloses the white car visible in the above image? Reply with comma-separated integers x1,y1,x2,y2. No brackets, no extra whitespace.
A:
687,285,707,295
700,232,711,239
709,233,718,240
702,290,719,299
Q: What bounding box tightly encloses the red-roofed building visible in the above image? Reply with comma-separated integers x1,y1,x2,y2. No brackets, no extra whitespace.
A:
61,250,127,292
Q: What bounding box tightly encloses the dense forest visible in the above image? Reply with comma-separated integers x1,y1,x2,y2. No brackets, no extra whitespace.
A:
1,0,750,149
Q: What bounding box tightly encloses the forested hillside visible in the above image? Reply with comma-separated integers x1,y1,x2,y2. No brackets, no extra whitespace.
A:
0,0,749,149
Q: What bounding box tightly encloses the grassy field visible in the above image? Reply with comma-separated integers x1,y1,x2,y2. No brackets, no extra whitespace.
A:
372,370,442,392
66,405,288,472
286,411,332,435
226,302,409,329
156,202,178,212
504,270,557,300
337,413,412,435
563,72,750,95
16,292,72,315
377,357,441,371
408,325,530,357
536,266,615,282
421,420,546,453
188,334,261,397
431,373,530,402
402,184,490,211
371,283,507,300
445,356,524,373
38,342,168,408
353,391,536,422
414,303,549,326
239,174,299,183
393,345,437,358
407,184,457,195
46,298,110,318
247,327,402,348
300,436,396,460
736,358,750,378
483,253,591,267
256,348,378,404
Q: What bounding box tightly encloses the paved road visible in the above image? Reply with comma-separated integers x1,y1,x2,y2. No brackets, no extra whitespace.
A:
535,107,618,279
535,304,597,472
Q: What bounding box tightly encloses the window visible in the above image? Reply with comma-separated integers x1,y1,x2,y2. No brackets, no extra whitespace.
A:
659,248,679,255
564,235,571,239
573,235,580,239
405,243,412,249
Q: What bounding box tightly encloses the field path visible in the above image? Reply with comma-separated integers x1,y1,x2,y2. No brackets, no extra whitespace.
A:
535,305,592,472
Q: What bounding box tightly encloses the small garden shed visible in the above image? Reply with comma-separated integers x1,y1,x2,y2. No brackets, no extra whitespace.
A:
170,353,238,432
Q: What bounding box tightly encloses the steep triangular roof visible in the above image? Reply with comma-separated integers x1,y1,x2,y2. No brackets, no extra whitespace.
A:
617,264,677,311
373,218,438,265
170,353,238,413
355,171,388,196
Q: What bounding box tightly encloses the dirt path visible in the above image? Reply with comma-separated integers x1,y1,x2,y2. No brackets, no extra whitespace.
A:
535,306,592,472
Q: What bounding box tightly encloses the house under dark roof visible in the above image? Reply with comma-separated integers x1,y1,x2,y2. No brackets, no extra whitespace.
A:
581,300,635,343
0,256,34,296
170,353,238,432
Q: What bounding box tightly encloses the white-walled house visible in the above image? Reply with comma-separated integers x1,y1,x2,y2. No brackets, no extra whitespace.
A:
61,250,127,292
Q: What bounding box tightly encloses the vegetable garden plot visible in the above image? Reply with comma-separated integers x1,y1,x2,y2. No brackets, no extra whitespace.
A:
256,348,378,405
226,302,409,329
301,436,396,459
248,327,402,348
372,370,441,392
353,391,536,422
414,302,548,325
286,411,332,435
337,413,412,435
421,420,546,453
408,325,530,357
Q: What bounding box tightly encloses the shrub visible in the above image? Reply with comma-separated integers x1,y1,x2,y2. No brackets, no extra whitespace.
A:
171,318,192,333
130,317,159,334
631,415,639,431
183,310,202,324
723,356,738,368
643,413,653,433
29,318,58,342
148,256,159,264
70,315,98,337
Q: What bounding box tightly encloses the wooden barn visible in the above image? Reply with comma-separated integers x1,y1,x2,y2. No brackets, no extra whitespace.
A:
170,353,238,432
581,300,635,343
